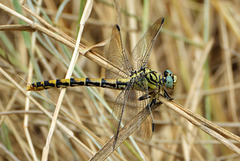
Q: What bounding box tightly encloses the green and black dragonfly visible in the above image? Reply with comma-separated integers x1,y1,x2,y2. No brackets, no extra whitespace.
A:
27,18,177,148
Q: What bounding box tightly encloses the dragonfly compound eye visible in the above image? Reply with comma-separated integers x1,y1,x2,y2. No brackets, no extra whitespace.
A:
164,70,172,77
165,75,174,88
173,75,177,86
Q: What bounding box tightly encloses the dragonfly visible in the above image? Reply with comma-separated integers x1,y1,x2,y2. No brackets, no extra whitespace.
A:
27,18,177,149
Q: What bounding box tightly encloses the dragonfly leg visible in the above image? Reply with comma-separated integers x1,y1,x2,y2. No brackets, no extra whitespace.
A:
138,91,154,100
150,99,163,132
148,98,158,132
138,94,150,100
163,89,174,100
152,122,155,132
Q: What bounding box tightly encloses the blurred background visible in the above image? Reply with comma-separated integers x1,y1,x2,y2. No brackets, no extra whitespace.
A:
0,0,240,160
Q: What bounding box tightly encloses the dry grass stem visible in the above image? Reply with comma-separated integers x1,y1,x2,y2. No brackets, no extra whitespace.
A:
0,1,240,160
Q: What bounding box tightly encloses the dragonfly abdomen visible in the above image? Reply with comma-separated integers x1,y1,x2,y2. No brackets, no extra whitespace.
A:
27,78,130,91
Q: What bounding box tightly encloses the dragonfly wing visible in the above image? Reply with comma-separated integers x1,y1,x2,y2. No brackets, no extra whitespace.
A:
111,83,154,143
136,114,153,141
111,83,133,136
106,25,133,79
132,18,164,70
133,81,153,141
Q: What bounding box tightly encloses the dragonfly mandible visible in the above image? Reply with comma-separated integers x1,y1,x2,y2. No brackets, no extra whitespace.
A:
27,18,177,149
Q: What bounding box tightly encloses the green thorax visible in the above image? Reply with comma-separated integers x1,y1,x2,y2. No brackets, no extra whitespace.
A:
130,67,163,91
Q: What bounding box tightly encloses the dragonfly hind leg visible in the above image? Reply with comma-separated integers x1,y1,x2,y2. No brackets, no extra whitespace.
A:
138,91,154,100
149,98,157,132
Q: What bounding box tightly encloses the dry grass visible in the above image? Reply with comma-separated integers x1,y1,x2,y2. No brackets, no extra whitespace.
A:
0,0,240,160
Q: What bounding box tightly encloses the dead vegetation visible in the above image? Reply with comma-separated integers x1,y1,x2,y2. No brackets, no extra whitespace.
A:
0,0,240,160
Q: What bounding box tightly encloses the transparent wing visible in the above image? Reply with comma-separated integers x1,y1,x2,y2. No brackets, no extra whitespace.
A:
111,84,133,135
135,114,153,141
132,89,153,141
111,82,153,141
133,78,154,141
106,25,133,79
132,18,164,70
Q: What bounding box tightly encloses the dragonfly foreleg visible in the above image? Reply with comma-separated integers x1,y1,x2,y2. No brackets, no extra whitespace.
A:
163,89,174,100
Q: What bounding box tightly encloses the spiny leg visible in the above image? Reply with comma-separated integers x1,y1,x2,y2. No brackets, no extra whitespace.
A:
163,89,174,100
142,80,155,133
138,91,154,100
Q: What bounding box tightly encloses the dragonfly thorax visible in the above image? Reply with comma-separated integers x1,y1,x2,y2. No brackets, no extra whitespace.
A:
131,67,177,91
131,67,160,91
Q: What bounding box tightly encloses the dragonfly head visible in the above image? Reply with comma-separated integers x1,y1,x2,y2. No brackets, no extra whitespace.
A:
163,70,177,89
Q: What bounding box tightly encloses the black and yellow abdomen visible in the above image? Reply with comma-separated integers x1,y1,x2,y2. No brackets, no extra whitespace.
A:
27,78,130,91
